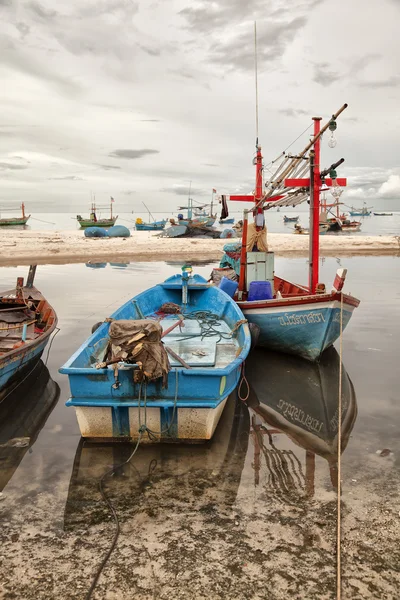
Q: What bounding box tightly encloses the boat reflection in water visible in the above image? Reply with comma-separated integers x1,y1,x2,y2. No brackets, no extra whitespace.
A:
0,361,60,492
64,393,249,530
85,263,129,269
245,346,357,496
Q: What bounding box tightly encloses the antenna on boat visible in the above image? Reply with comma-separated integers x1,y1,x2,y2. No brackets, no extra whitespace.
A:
254,21,259,141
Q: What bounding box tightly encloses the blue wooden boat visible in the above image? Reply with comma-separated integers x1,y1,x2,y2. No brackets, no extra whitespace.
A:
60,269,251,442
135,219,166,231
219,218,235,224
349,203,372,217
0,267,57,400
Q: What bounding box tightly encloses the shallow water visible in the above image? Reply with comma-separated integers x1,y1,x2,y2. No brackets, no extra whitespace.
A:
0,257,399,599
4,210,400,236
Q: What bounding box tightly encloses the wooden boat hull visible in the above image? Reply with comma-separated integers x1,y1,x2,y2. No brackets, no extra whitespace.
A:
238,291,358,361
77,218,117,228
0,285,57,398
349,211,371,217
135,221,166,231
219,218,235,224
0,217,30,226
373,213,393,216
283,216,299,222
178,216,215,227
60,273,251,442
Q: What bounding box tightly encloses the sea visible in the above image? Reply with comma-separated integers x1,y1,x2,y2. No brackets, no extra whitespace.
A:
5,209,400,236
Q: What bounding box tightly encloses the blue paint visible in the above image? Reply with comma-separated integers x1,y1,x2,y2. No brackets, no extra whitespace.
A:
0,342,46,395
135,220,166,231
112,406,130,437
243,304,353,361
160,406,178,438
60,272,251,436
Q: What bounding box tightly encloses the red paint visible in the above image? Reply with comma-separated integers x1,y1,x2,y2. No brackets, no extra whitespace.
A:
284,178,346,187
230,194,284,203
238,213,248,294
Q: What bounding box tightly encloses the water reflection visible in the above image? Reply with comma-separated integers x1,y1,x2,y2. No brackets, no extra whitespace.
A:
64,393,249,530
85,262,129,269
245,346,357,497
0,361,60,492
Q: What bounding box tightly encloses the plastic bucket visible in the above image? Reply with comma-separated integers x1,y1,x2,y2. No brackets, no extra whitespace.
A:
219,276,238,298
248,281,273,302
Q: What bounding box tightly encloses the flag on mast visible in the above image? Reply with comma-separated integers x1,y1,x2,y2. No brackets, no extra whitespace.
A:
212,188,216,193
110,197,115,202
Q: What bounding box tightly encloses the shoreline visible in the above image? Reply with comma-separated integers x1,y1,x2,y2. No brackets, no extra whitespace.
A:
0,230,399,266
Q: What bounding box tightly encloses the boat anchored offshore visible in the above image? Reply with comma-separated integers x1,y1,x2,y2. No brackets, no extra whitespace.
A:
0,266,58,398
60,267,251,442
77,199,117,229
0,203,30,226
216,104,360,361
135,202,166,230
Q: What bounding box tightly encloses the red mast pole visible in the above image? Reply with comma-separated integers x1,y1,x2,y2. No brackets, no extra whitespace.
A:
310,118,321,294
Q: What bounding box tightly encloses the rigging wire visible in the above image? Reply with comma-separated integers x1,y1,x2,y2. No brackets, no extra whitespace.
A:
337,294,344,600
254,21,259,140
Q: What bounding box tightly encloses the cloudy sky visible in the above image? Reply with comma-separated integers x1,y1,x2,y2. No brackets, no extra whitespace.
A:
0,0,399,213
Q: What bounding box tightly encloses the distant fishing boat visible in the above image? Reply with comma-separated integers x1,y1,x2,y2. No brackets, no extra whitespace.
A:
0,266,57,399
219,218,235,224
294,223,329,235
349,202,372,216
60,267,250,442
77,198,117,229
283,215,299,222
135,219,166,231
373,212,393,216
0,203,30,226
175,185,216,227
320,195,361,233
135,202,166,230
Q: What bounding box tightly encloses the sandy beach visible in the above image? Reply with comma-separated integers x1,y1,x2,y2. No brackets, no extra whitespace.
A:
0,229,399,266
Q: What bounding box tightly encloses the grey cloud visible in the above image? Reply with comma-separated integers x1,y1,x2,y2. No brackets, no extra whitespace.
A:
16,22,30,37
358,76,400,88
313,62,341,86
48,175,84,180
0,162,28,170
28,1,58,19
203,163,219,167
209,17,307,71
97,164,121,170
160,186,208,197
279,108,310,117
109,149,159,159
138,44,161,57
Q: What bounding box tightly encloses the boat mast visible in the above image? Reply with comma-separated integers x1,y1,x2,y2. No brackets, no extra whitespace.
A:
22,203,25,219
310,117,322,294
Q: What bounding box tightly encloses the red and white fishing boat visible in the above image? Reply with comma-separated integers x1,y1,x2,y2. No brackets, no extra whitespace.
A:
218,104,360,361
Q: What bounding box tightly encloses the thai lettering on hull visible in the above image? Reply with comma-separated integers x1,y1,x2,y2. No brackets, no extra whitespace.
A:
278,312,326,327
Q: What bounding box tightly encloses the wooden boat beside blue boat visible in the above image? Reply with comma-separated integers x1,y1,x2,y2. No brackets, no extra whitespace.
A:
77,201,117,228
217,104,360,362
373,212,393,216
0,266,57,399
60,268,251,442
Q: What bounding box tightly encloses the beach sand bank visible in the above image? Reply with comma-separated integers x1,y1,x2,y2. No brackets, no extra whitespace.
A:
0,229,399,266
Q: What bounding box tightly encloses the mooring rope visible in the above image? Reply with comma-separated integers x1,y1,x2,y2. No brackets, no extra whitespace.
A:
337,293,344,600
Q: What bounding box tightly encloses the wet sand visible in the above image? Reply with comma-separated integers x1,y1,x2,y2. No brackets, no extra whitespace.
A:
0,230,399,266
0,258,399,599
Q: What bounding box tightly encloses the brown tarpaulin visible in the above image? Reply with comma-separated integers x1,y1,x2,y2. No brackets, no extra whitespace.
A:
108,319,170,387
246,222,268,252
